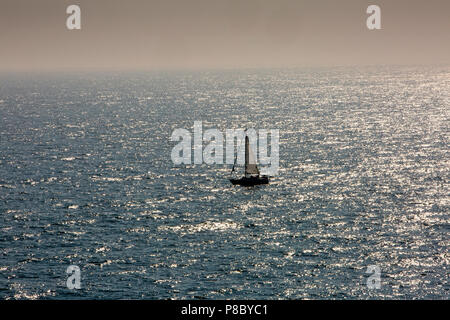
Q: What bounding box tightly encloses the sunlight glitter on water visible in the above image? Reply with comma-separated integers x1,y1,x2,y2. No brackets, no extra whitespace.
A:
0,66,448,299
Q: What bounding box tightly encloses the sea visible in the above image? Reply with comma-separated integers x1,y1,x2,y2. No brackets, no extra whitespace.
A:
0,66,448,299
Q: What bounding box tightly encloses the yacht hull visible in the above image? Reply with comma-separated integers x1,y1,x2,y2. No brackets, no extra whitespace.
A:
229,175,269,186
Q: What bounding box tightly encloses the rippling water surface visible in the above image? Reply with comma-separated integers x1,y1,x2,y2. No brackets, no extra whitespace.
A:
0,66,448,299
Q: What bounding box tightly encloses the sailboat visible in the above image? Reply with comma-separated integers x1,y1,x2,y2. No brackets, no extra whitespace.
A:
229,133,269,186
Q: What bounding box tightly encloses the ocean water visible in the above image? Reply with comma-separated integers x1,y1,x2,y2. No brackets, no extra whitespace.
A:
0,66,448,299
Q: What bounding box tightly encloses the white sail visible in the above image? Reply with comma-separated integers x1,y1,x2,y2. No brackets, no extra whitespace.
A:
245,136,259,175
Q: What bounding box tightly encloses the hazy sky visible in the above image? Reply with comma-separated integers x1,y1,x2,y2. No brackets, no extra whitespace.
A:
1,0,449,71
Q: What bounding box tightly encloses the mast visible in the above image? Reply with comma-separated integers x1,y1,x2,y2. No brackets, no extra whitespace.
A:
244,135,259,176
230,151,237,176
